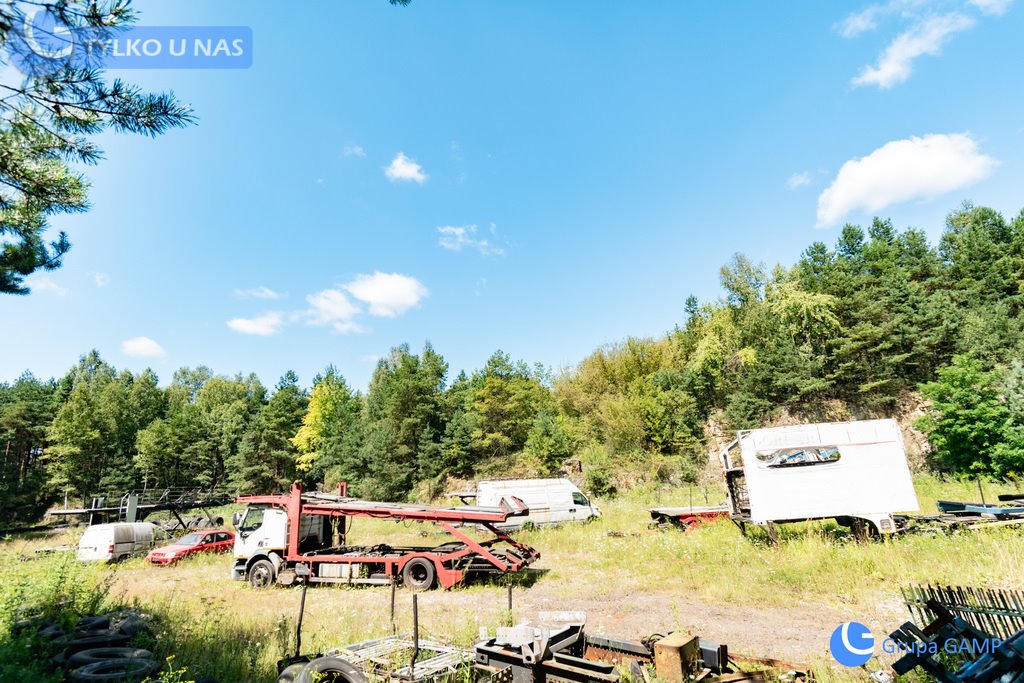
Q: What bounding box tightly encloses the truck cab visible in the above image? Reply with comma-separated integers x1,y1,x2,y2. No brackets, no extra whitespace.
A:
231,505,334,583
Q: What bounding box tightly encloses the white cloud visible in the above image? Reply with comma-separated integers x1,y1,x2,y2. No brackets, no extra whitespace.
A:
385,152,427,184
32,276,68,295
344,145,366,157
344,272,428,318
437,224,506,256
122,336,166,358
816,133,996,227
785,171,813,190
852,13,975,88
235,286,284,300
92,272,110,287
306,288,363,333
969,0,1013,15
837,5,885,38
227,311,285,336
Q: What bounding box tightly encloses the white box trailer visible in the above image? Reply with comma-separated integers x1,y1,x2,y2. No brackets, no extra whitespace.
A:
720,419,918,538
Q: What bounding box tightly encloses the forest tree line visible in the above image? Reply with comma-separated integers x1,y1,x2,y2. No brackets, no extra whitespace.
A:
2,203,1023,523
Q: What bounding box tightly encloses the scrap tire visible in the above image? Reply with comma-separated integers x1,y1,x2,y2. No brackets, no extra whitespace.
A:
249,559,277,588
56,629,132,656
276,663,307,683
401,557,436,591
68,658,159,683
76,616,111,631
37,623,66,640
295,657,367,683
65,647,152,670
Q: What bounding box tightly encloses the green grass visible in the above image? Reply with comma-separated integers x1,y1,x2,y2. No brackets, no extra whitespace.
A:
1,474,1022,682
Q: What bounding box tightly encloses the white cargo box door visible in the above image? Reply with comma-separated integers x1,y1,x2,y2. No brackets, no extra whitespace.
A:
742,419,919,523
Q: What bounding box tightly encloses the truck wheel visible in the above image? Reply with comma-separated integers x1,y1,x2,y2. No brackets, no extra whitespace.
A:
249,559,276,588
295,657,367,683
850,519,878,541
401,558,436,591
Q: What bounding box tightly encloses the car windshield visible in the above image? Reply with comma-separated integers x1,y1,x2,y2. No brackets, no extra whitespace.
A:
176,532,205,546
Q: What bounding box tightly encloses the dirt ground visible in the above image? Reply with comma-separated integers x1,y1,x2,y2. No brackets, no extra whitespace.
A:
107,555,905,664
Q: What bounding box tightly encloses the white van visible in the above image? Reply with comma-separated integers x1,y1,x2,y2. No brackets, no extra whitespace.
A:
77,522,164,562
467,479,601,529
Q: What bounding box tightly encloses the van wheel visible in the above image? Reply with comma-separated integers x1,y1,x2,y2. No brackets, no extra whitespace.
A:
401,558,436,591
249,560,276,588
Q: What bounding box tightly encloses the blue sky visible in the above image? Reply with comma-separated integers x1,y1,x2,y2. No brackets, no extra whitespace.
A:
3,0,1023,390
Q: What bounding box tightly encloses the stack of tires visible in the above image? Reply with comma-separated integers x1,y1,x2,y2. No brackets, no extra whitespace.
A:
36,613,161,683
277,656,367,683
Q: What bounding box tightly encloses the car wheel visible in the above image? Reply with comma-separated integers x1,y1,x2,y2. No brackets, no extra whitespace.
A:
68,657,159,682
249,559,276,588
65,647,152,670
401,558,436,591
295,657,367,683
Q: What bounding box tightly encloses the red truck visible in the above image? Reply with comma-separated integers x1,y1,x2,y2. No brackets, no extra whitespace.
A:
231,482,540,590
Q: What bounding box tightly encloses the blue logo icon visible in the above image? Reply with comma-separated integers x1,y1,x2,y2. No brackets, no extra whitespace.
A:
830,622,874,667
7,9,76,76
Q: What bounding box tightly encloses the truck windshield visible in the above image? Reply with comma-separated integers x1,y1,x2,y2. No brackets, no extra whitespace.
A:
238,507,265,537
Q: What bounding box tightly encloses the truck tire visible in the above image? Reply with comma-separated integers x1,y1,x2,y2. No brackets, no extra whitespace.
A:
249,559,277,588
65,648,152,670
401,557,436,591
295,657,367,683
68,657,159,682
850,519,878,541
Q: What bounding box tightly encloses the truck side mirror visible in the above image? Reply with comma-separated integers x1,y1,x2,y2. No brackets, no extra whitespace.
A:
231,511,241,529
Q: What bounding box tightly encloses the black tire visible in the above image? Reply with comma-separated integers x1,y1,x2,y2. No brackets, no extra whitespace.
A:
295,657,367,683
68,658,159,683
76,615,111,631
114,615,152,638
249,559,277,588
277,662,307,683
56,629,131,656
66,647,152,671
851,519,879,542
401,557,436,591
37,623,66,640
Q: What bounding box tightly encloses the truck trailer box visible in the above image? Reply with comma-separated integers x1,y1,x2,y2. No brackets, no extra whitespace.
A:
721,419,918,534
